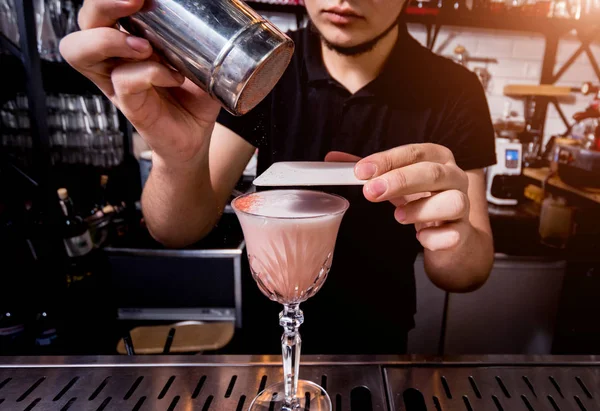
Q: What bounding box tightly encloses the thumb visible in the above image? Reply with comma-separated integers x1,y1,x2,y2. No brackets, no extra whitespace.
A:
324,151,362,162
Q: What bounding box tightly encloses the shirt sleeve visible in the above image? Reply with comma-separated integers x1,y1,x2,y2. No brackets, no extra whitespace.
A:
216,94,272,149
433,73,497,171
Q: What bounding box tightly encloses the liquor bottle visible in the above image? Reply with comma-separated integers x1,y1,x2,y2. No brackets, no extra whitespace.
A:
85,175,113,247
58,188,94,258
57,189,112,352
33,311,60,353
97,175,130,241
111,200,129,240
92,175,110,212
58,188,98,290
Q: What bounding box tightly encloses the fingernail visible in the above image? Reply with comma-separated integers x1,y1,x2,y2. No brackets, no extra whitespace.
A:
355,162,377,180
395,207,406,222
126,36,150,53
366,179,387,198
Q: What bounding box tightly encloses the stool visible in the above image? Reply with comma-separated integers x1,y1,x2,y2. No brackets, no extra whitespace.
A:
117,321,234,355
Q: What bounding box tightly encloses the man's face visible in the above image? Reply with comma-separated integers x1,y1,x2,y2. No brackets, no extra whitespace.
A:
305,0,405,49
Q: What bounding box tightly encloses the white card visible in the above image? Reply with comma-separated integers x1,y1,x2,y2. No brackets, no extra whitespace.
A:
253,162,367,187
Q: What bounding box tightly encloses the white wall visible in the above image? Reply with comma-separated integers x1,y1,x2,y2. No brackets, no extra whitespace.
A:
261,11,600,144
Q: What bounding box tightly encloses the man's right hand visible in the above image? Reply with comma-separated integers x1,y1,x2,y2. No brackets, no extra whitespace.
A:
60,0,222,169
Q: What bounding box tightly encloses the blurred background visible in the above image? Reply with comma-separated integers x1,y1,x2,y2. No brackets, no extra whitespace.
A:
0,0,599,358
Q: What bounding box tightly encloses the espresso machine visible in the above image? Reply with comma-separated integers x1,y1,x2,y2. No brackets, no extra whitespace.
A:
553,83,600,189
486,137,524,205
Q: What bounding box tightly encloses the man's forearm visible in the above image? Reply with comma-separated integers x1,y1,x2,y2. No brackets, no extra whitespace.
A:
141,154,220,248
423,223,494,293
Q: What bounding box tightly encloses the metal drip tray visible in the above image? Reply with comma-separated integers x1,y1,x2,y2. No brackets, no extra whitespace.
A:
386,365,600,410
0,360,386,411
1,356,600,410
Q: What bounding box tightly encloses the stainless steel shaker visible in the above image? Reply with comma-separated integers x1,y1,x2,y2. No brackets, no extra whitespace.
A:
120,0,295,116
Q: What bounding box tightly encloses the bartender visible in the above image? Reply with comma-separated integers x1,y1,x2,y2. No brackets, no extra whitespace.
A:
61,0,496,354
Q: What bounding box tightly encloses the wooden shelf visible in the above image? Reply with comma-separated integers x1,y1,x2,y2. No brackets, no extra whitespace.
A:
523,167,600,204
504,84,575,98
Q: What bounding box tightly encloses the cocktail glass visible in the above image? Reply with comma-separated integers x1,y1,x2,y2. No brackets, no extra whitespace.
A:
232,189,349,411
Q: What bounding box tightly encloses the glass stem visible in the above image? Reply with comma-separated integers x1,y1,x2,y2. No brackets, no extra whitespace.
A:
280,303,304,410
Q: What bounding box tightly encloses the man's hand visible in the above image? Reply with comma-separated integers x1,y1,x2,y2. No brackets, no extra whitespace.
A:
326,144,469,251
60,0,222,168
60,0,256,248
325,144,493,292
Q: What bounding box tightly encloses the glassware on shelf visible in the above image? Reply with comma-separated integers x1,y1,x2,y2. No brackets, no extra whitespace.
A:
1,93,125,168
65,2,79,34
0,0,19,45
26,0,82,61
34,0,59,61
33,0,44,44
232,189,349,411
48,0,79,39
42,2,61,60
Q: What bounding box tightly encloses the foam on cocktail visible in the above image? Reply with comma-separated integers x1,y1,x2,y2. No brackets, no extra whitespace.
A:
234,190,348,218
233,190,348,304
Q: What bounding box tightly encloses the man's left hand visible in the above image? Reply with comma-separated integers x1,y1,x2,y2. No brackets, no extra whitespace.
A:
325,144,471,252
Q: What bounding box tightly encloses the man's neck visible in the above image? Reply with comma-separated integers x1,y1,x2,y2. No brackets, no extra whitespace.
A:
321,25,399,94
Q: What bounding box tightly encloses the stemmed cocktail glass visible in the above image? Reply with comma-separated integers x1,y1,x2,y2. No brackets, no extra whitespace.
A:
232,189,349,411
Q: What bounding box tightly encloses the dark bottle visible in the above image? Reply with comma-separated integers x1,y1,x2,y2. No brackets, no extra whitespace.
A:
58,188,97,289
58,188,94,258
33,311,60,353
58,189,109,353
89,175,110,216
85,175,113,247
111,201,129,240
0,310,26,354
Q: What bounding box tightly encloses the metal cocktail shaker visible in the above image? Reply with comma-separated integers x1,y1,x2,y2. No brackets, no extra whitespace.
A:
120,0,295,116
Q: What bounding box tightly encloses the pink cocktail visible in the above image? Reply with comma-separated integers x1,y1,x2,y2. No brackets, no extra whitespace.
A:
232,189,349,411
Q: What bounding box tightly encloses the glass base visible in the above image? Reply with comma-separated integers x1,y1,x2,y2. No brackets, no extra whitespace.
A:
249,380,332,411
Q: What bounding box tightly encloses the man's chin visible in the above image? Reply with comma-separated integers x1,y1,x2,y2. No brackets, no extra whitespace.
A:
311,25,370,55
311,18,399,57
318,28,357,46
320,33,381,57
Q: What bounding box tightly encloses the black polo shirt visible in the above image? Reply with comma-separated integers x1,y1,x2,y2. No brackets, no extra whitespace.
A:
217,22,496,354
